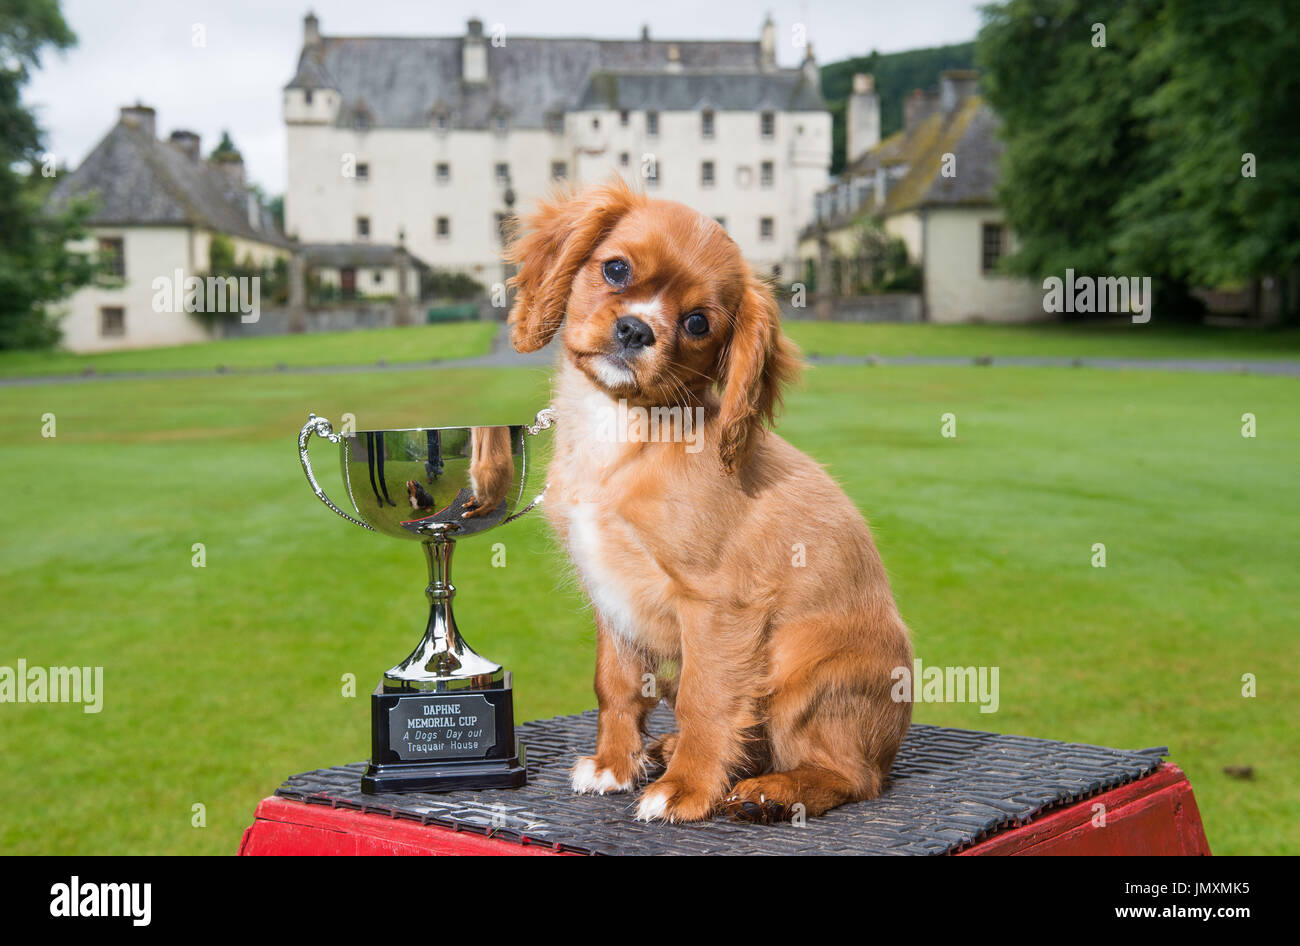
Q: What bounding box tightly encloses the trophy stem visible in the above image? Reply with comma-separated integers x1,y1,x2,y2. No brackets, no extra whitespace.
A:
382,536,505,692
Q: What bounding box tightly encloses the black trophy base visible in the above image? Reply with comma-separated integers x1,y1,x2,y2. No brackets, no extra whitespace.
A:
361,749,527,795
361,677,526,795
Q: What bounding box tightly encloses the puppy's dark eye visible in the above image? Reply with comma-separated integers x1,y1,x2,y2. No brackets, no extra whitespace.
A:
602,259,631,289
682,311,710,337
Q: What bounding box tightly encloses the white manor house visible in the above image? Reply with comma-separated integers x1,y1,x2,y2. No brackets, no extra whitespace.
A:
283,12,832,288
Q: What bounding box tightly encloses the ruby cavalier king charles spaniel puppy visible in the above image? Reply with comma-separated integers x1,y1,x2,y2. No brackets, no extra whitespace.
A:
505,178,912,823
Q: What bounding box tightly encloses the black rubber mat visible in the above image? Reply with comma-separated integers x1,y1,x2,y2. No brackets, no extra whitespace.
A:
275,706,1168,855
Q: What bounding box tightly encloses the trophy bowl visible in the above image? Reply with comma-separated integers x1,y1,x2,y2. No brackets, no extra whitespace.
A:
298,408,554,794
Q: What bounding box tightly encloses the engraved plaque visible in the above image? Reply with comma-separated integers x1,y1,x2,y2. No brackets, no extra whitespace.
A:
386,693,497,761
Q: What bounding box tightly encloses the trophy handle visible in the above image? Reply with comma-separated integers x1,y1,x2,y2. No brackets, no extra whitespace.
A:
503,406,556,526
299,413,376,532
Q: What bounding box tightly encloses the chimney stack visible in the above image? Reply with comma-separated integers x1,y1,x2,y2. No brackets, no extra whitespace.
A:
304,11,320,47
168,129,200,161
904,88,939,131
119,104,156,138
802,43,819,87
463,17,487,83
212,153,245,190
759,14,776,72
939,69,979,111
846,73,880,166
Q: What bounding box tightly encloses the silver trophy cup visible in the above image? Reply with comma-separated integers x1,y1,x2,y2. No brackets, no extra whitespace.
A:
298,408,554,794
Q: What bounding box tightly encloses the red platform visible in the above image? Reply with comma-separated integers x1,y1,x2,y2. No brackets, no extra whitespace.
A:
240,762,1209,857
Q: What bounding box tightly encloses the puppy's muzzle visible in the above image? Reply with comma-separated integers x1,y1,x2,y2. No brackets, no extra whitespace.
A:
614,315,655,352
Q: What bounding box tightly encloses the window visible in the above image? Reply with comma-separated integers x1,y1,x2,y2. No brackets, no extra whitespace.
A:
355,162,369,181
495,213,509,245
436,216,451,239
760,161,774,187
760,111,775,139
372,271,383,285
701,109,714,139
494,163,509,185
99,306,124,337
354,112,370,131
551,161,567,181
701,161,715,187
646,111,659,137
493,114,509,134
619,110,630,127
356,216,370,239
546,113,563,135
304,89,313,106
98,237,125,278
982,223,1006,274
435,162,450,183
619,151,630,167
645,158,660,187
434,113,449,133
760,217,774,241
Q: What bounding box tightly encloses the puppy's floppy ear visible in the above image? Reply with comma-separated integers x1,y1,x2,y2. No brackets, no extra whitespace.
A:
505,178,641,353
716,271,802,474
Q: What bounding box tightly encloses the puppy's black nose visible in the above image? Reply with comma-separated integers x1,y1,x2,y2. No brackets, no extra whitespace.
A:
614,315,655,350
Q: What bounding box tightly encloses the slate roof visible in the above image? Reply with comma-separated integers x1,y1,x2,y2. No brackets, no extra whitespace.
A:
47,119,292,247
807,95,1002,236
300,242,430,270
579,70,824,112
286,34,823,129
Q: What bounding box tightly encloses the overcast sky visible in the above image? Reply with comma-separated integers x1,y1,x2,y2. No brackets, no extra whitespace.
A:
24,0,984,195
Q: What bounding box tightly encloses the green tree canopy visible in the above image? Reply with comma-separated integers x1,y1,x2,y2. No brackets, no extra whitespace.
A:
978,0,1300,316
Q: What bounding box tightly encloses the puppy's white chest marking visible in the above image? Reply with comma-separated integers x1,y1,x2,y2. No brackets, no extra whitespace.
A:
563,502,641,645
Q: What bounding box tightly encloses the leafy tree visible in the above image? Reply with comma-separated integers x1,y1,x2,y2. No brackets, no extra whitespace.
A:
209,130,240,161
0,0,97,348
978,0,1300,319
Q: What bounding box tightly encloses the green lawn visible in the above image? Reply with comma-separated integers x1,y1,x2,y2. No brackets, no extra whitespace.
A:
0,359,1295,855
784,320,1300,361
0,320,498,378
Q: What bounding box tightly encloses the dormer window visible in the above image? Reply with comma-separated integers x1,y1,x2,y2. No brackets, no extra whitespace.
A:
431,108,451,134
492,111,510,135
546,111,564,135
701,109,715,139
353,110,371,131
304,89,313,106
760,111,775,139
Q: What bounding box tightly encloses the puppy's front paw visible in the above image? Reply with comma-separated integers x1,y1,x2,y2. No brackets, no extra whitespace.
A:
570,756,637,795
634,776,718,823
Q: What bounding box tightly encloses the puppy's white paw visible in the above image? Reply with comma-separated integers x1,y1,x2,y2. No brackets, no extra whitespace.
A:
634,783,673,822
570,756,633,795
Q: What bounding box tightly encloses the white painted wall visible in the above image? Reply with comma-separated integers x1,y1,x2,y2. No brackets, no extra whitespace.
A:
314,264,420,298
58,226,208,352
922,207,1043,323
285,89,830,287
57,226,290,353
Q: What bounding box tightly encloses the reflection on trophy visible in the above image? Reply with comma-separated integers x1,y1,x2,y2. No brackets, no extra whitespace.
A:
298,409,554,794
